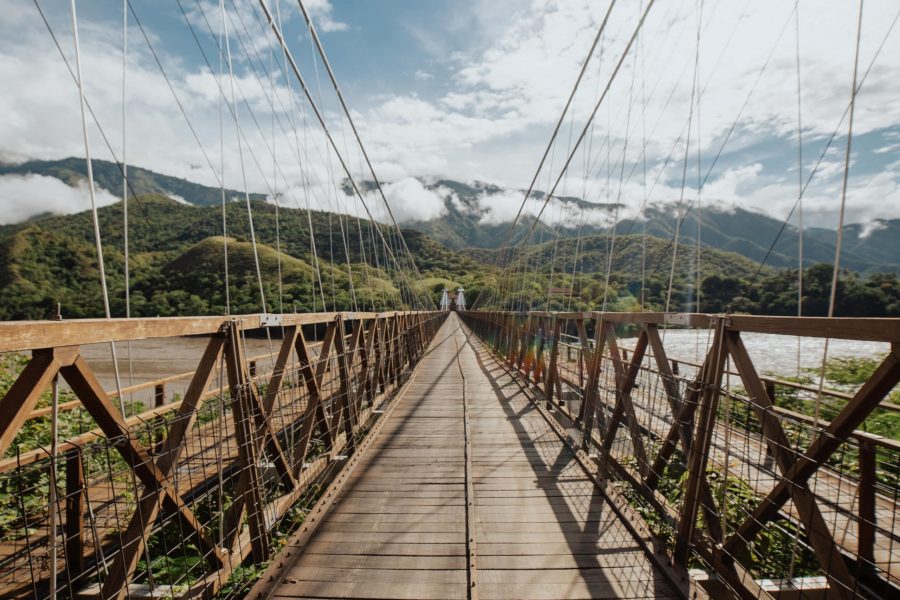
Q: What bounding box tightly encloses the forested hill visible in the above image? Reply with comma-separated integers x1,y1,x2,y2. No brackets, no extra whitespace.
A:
4,157,897,273
0,195,481,319
0,158,897,319
0,194,897,320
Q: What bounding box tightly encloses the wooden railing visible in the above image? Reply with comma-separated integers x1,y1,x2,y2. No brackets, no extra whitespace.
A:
0,310,446,600
461,310,900,600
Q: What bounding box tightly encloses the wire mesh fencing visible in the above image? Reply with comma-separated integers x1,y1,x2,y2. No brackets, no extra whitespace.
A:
0,311,444,600
462,310,900,600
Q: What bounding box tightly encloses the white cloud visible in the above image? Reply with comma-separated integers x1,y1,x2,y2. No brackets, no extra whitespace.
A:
0,174,120,224
1,0,900,233
859,219,887,239
303,0,349,33
371,177,446,223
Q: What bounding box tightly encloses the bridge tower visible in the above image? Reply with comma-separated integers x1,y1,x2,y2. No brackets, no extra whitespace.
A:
456,287,466,311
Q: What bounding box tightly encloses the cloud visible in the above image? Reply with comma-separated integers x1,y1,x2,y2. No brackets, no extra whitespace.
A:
303,0,349,33
2,0,900,233
0,174,120,224
859,219,887,239
370,177,446,223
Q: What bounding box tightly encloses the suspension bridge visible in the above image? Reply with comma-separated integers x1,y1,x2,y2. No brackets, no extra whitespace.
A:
2,0,899,599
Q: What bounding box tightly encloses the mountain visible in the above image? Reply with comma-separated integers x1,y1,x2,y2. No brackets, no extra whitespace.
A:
3,157,896,274
404,182,898,274
0,157,896,319
0,157,266,206
402,179,613,250
0,194,486,319
616,206,900,274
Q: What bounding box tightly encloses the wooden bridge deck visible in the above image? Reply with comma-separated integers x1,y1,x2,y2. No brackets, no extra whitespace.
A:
251,314,683,600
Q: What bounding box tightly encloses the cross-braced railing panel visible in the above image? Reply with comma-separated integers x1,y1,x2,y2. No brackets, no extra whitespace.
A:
462,310,900,600
0,311,445,600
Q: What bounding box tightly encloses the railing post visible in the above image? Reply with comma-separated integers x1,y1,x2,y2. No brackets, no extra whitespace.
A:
64,448,85,582
579,318,606,451
857,439,876,571
224,322,270,563
545,318,562,408
674,317,727,565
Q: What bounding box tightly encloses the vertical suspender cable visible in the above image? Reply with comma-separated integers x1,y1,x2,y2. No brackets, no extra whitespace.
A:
487,0,619,305
294,0,434,309
219,0,231,315
48,359,59,600
122,0,135,396
69,0,127,417
496,0,657,307
665,1,699,318
795,0,804,376
224,7,268,313
640,0,648,311
256,0,434,311
695,0,703,319
815,0,865,422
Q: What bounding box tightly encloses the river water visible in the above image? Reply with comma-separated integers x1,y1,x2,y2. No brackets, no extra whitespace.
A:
77,335,278,407
622,329,889,378
70,328,889,408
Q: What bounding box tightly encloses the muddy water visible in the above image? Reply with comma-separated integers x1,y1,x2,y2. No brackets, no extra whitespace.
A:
623,329,889,377
76,336,278,407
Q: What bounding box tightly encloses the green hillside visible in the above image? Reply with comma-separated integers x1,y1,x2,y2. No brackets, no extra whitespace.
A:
4,157,897,273
0,157,266,206
0,195,489,319
0,158,897,319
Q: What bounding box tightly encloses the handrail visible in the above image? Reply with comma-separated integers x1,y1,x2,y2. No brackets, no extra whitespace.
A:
461,309,900,600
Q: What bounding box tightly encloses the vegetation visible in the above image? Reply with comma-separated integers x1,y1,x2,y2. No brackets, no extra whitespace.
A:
474,234,900,317
0,159,897,318
0,195,488,318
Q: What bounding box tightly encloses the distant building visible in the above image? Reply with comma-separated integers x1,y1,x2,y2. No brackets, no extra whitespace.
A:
456,287,466,311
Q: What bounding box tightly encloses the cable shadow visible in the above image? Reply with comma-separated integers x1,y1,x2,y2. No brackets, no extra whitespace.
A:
457,316,676,599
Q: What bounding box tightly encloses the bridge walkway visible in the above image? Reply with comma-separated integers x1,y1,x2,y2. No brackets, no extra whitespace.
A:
250,314,683,600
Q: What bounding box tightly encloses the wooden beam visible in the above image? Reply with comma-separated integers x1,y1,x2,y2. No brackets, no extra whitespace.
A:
722,332,860,598
100,335,226,600
725,344,900,554
545,318,562,408
0,349,63,455
222,324,270,563
59,356,225,564
675,319,727,565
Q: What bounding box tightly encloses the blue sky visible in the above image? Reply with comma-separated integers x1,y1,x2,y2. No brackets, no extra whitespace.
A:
1,0,900,233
